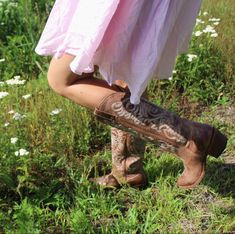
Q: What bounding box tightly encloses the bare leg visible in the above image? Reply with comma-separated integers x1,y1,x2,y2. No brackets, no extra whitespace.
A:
47,53,120,110
47,53,227,189
91,80,148,188
48,56,148,188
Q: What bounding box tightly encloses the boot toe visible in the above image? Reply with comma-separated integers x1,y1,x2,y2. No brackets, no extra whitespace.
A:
176,167,206,189
90,174,120,188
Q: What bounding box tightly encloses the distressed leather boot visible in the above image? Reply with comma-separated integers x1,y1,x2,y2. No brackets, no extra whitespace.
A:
94,92,227,189
92,127,147,188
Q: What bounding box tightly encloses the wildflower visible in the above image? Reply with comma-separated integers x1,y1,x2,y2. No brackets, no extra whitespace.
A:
50,108,62,116
213,22,220,26
0,91,9,99
196,19,205,25
4,122,10,127
203,11,208,16
6,76,26,85
15,149,29,156
0,58,5,63
203,25,216,34
187,54,198,62
209,18,221,22
11,137,18,144
0,81,5,86
8,110,15,114
173,70,177,74
22,94,31,100
168,77,173,81
194,31,203,37
211,33,218,38
12,112,26,120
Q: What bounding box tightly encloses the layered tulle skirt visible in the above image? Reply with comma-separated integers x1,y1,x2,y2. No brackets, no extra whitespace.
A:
35,0,201,104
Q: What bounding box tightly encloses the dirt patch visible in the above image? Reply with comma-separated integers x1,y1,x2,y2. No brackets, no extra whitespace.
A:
214,104,235,126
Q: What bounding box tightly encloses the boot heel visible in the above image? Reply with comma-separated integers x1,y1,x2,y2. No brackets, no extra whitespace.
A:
207,128,228,158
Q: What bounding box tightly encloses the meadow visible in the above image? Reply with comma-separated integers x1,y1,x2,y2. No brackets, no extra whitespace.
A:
0,0,235,233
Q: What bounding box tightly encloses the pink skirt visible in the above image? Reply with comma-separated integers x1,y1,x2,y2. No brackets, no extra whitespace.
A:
35,0,201,104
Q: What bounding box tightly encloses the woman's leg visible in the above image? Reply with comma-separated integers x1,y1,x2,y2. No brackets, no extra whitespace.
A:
47,53,120,110
48,56,148,188
47,53,227,189
92,80,148,188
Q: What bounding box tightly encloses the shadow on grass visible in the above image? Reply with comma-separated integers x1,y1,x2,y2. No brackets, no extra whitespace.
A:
204,160,235,198
146,156,235,198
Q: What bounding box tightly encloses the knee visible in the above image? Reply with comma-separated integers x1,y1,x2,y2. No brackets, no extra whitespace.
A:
47,67,67,97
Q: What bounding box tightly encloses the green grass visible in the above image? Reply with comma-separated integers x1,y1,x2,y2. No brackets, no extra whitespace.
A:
0,0,235,233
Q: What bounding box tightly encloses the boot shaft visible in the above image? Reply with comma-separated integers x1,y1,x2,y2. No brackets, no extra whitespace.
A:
95,92,227,160
111,127,146,175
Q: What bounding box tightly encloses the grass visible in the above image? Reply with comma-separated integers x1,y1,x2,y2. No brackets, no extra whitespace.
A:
0,0,235,233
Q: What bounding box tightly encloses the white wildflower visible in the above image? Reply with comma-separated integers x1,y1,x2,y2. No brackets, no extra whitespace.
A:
211,33,218,38
11,137,18,144
187,54,198,62
209,18,221,22
50,108,62,116
8,110,15,114
0,58,5,63
0,91,9,99
12,112,26,120
194,31,203,37
203,25,216,34
4,122,10,127
168,77,173,81
196,19,205,25
203,11,208,16
0,81,5,86
6,75,26,85
15,149,29,156
22,94,31,100
213,22,220,26
173,70,177,74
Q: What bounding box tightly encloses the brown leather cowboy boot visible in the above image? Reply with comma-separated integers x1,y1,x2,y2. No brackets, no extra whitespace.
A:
94,92,227,189
92,127,147,188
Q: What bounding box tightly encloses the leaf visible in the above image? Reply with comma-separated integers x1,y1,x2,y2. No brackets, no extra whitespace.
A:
0,172,16,189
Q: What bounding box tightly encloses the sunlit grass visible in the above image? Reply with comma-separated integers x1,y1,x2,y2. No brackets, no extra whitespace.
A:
0,0,235,233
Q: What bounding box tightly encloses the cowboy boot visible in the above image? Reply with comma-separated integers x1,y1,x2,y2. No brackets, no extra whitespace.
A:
94,92,227,189
92,127,147,188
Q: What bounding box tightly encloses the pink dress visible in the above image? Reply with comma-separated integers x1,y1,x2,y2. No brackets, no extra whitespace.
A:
35,0,201,104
